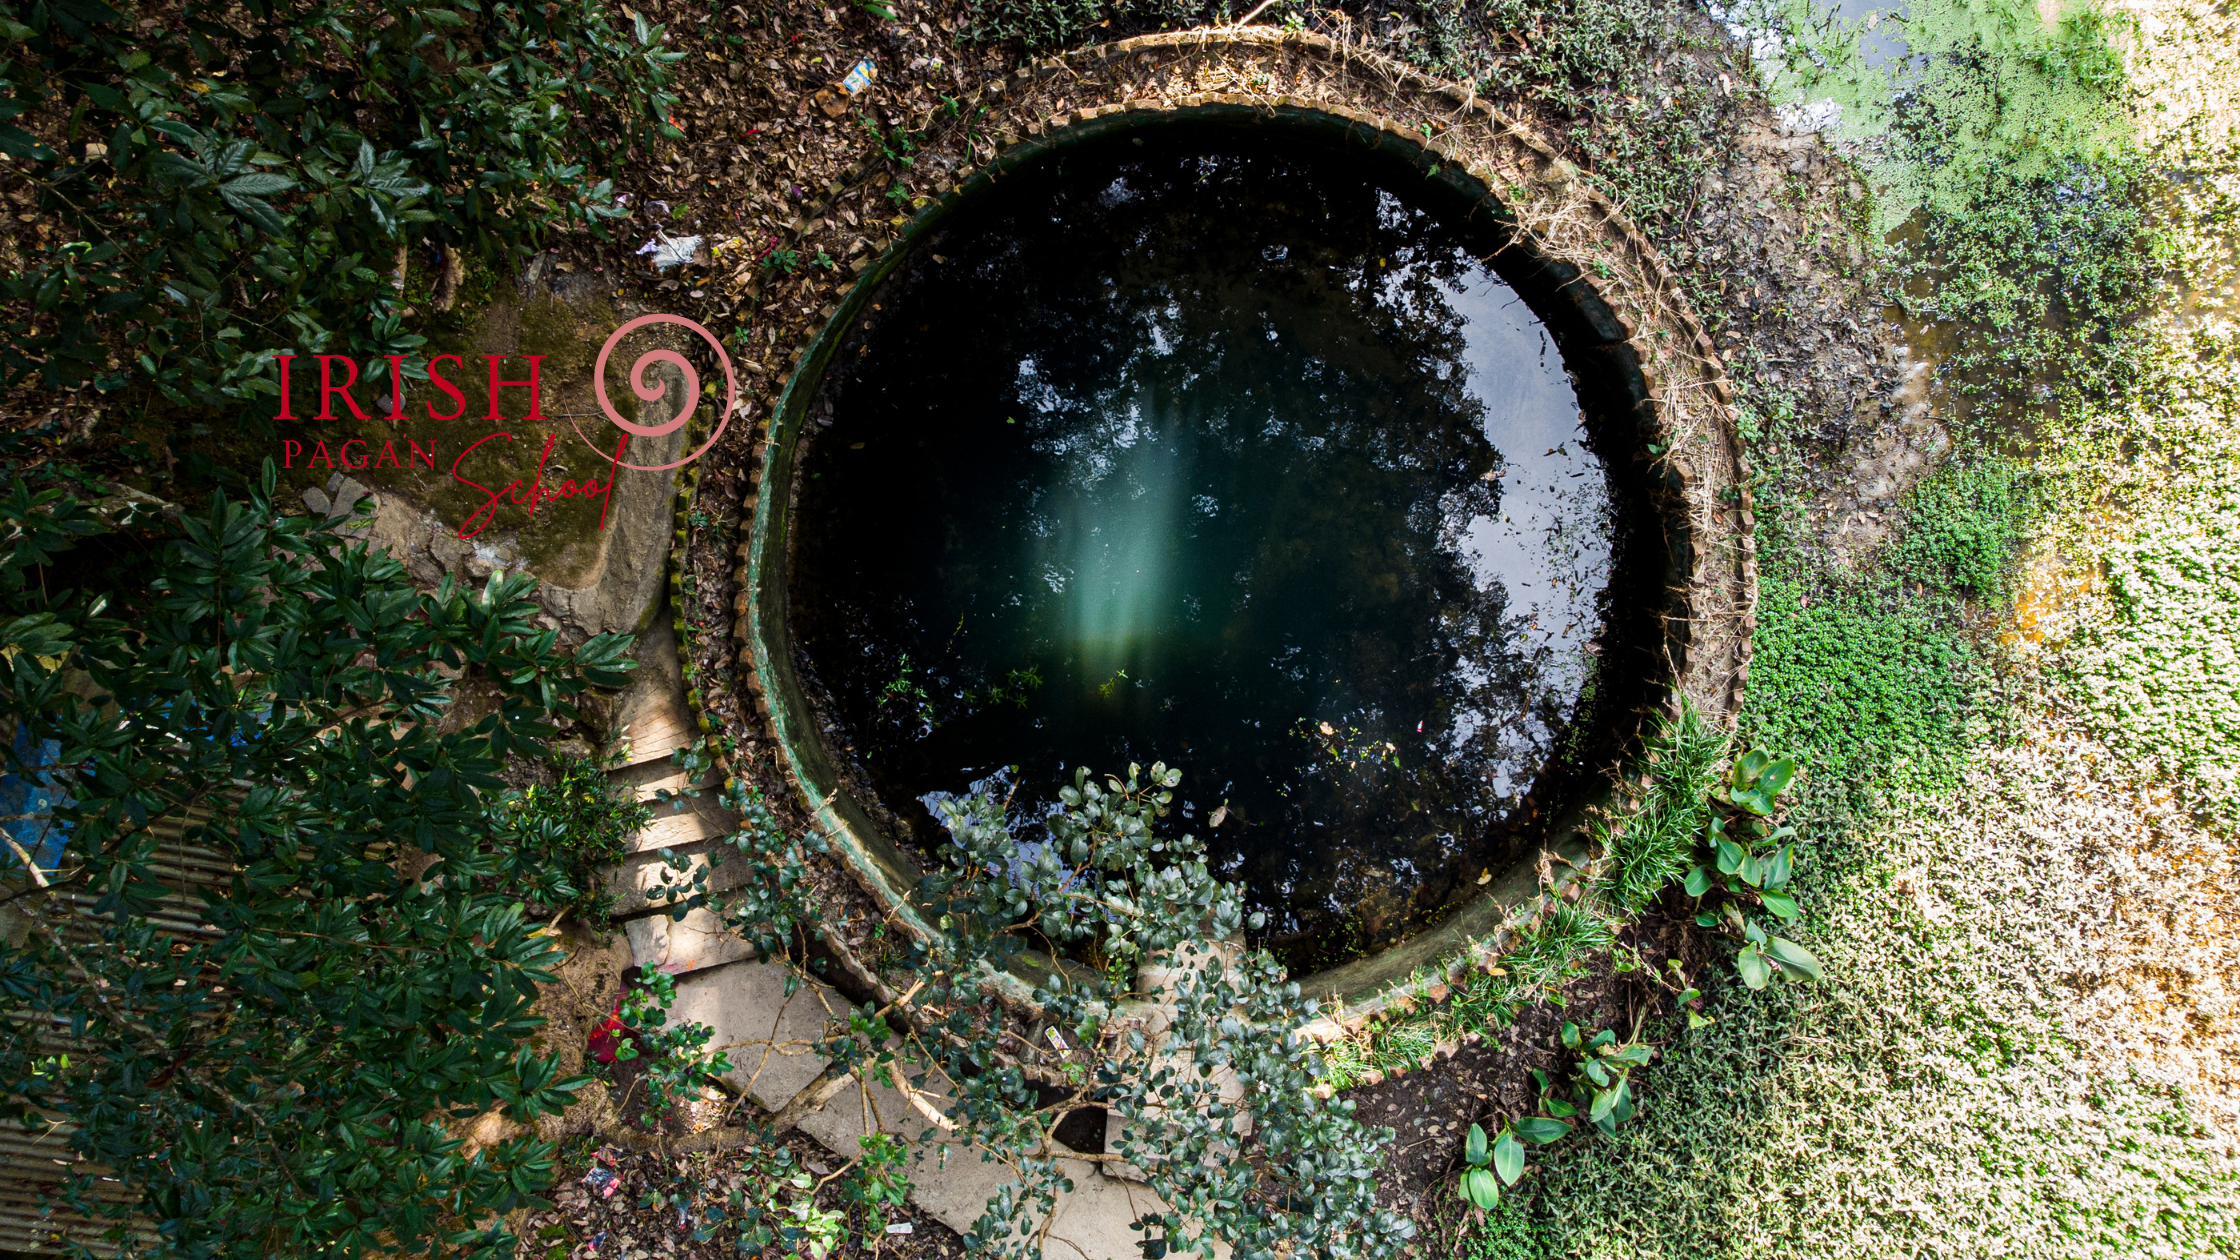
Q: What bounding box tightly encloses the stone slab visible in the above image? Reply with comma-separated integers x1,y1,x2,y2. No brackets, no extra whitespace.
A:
669,959,839,1113
626,790,737,854
612,616,696,766
605,839,752,917
1046,1160,1233,1260
792,1068,1221,1258
796,1070,1016,1238
625,906,753,976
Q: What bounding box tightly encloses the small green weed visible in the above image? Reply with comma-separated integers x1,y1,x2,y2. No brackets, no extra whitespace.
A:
875,654,936,734
1747,575,1977,798
1683,749,1824,989
501,750,655,921
861,115,919,166
1890,458,2033,599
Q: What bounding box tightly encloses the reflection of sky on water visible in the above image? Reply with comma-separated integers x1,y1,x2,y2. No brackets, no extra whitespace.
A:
1441,273,1609,790
1711,0,1918,133
1372,247,1611,799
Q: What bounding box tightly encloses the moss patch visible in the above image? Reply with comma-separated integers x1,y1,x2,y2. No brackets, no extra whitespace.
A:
261,288,666,584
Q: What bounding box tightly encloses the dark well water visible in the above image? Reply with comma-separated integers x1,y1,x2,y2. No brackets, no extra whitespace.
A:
791,127,1653,971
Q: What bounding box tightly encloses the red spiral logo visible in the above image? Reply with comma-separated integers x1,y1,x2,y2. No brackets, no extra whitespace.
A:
576,313,738,472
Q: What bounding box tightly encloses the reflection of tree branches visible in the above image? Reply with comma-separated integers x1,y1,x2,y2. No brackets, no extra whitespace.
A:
798,131,1610,958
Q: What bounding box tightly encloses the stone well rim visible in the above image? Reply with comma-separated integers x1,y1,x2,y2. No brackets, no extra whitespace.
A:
735,33,1754,1021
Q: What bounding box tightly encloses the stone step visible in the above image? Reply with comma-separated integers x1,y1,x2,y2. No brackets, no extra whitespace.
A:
667,959,840,1114
613,758,699,800
605,839,753,918
609,618,698,769
791,1066,1226,1258
625,907,754,976
625,792,737,855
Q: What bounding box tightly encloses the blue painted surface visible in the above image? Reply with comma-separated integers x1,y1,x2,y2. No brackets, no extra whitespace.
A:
0,724,70,877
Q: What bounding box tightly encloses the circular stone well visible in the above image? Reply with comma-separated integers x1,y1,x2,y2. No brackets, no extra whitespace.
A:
789,124,1664,975
734,33,1754,1010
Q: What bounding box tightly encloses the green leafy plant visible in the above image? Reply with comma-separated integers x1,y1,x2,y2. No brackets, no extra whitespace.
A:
763,248,802,274
501,748,654,921
1556,1020,1652,1136
843,1132,913,1242
0,0,681,411
861,115,918,166
1455,1115,1567,1210
0,460,636,1256
875,653,935,733
613,969,733,1129
1684,749,1824,988
966,665,1043,709
785,1177,848,1259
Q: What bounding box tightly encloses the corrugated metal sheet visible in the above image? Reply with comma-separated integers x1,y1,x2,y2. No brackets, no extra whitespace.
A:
4,802,240,1255
0,1117,155,1256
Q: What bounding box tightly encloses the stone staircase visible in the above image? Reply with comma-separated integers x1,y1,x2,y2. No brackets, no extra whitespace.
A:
598,621,1198,1259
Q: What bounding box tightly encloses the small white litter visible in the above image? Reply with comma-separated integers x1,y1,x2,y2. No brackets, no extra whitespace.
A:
841,59,876,94
636,233,704,270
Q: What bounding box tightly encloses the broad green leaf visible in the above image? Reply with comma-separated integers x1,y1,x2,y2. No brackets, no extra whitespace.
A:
1758,888,1801,920
1736,942,1771,989
1683,864,1712,897
1589,1084,1620,1123
1767,936,1824,982
1464,1122,1488,1167
223,172,296,196
1512,1116,1571,1144
218,187,288,236
1761,843,1794,890
1714,836,1745,875
1461,1167,1501,1210
1733,748,1770,785
1492,1131,1524,1184
1758,756,1798,796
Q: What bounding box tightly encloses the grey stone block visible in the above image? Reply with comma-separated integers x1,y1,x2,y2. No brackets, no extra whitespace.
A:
668,960,838,1113
625,906,753,976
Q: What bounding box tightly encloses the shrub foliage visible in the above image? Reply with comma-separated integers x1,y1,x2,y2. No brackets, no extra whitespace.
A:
0,465,635,1257
0,0,680,408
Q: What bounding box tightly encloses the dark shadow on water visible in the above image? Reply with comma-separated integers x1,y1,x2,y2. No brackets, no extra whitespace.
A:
789,126,1664,973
